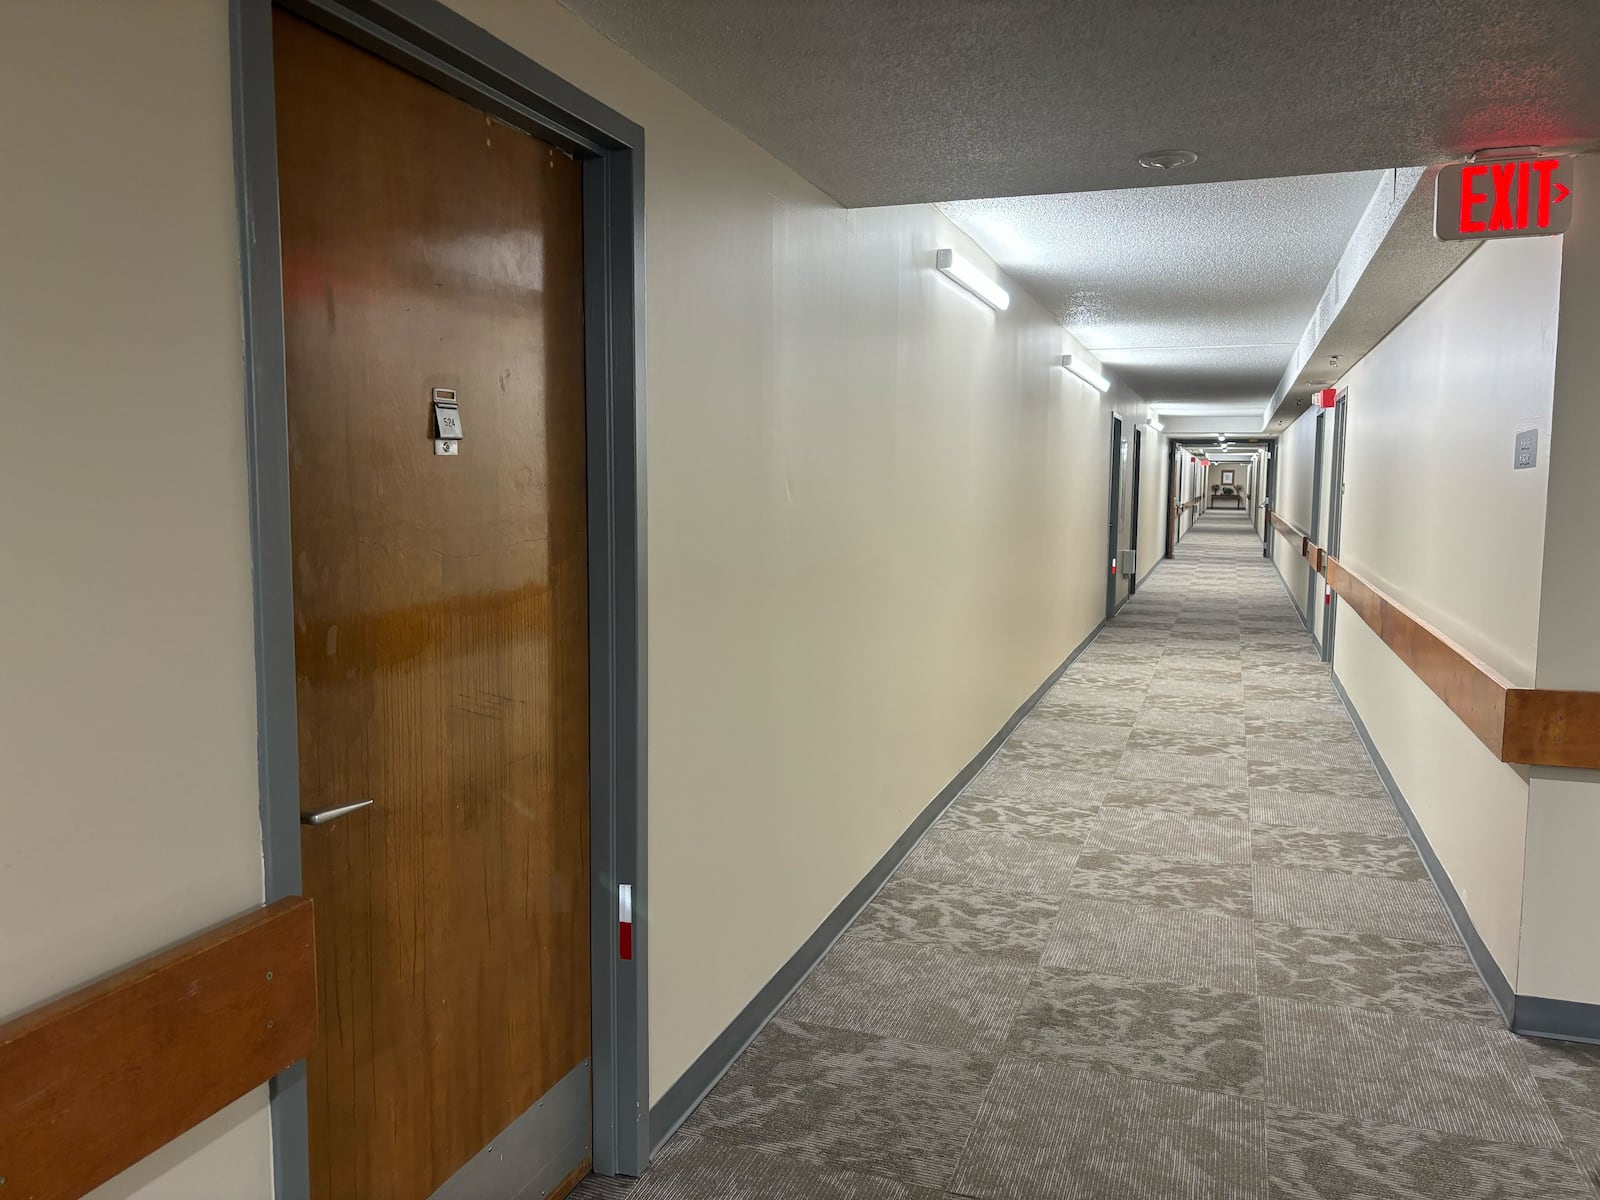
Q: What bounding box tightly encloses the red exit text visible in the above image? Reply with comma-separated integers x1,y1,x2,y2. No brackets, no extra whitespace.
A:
1435,158,1574,241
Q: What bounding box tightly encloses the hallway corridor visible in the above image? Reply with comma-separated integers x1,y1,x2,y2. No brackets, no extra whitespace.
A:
606,511,1600,1199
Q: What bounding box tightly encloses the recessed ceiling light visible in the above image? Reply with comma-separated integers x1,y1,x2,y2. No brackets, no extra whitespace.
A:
1138,149,1198,170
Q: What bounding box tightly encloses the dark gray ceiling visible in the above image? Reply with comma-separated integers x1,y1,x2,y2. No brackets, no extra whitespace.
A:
559,0,1600,206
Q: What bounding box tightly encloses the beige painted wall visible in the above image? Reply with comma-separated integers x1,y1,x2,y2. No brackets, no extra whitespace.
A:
0,3,273,1198
1521,153,1600,1005
1274,235,1562,983
3,1,1158,1191
1270,408,1318,622
451,0,1162,1102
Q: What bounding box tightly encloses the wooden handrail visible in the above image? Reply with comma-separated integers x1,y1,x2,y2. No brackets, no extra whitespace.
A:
0,897,317,1200
1264,508,1600,769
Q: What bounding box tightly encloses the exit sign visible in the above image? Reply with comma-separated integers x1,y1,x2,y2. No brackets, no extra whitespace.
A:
1436,158,1573,241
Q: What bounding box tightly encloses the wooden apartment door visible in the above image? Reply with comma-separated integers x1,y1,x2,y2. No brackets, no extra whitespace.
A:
274,11,592,1199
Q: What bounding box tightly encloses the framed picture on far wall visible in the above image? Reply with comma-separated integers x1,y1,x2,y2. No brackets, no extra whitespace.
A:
1221,469,1235,485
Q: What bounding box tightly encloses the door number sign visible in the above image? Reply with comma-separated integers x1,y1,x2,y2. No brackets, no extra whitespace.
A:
433,388,463,455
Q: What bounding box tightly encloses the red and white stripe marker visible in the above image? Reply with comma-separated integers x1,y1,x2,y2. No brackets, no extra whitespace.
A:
618,883,634,961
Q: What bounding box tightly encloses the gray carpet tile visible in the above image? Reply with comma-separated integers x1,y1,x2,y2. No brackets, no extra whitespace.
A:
1569,1139,1600,1198
681,1018,995,1190
580,1136,943,1199
1243,715,1363,747
941,789,1102,842
614,514,1600,1200
988,735,1128,774
1266,1108,1594,1200
1248,759,1391,797
780,933,1035,1054
950,1060,1268,1200
1164,644,1245,665
1135,705,1249,736
1244,660,1334,683
1100,778,1252,818
1255,922,1504,1025
1045,895,1256,992
1248,689,1358,719
1249,788,1408,835
1076,640,1169,660
1253,865,1458,944
1121,748,1250,787
1006,967,1265,1097
1029,692,1144,724
1140,691,1249,717
1088,806,1251,865
1071,849,1254,916
1247,735,1377,776
1148,678,1248,704
847,874,1061,961
894,826,1078,896
570,1170,637,1198
1262,998,1563,1145
1521,1037,1600,1145
963,755,1114,807
1064,662,1160,690
1243,697,1352,723
1126,725,1249,758
1252,824,1428,881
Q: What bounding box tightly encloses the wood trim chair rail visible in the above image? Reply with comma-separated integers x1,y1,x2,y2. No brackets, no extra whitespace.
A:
0,897,317,1200
1264,506,1600,769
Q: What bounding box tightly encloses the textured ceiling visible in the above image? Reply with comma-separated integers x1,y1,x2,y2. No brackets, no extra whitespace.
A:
559,0,1600,207
941,171,1384,406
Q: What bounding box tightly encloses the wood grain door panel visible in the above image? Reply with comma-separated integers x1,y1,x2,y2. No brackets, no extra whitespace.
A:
273,11,590,1197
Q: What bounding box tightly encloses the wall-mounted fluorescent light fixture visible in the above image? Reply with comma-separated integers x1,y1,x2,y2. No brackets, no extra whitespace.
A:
1060,354,1110,393
935,249,1010,311
1147,416,1165,432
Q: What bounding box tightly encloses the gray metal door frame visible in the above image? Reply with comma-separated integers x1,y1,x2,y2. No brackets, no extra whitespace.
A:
1129,427,1143,593
1320,394,1349,661
1305,411,1326,634
230,0,651,1189
1262,445,1277,557
1106,414,1124,617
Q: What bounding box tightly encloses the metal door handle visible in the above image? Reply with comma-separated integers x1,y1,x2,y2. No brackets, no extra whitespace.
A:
300,798,374,826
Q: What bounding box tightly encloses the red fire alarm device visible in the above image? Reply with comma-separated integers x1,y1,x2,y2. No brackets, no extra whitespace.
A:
1316,388,1339,409
1436,158,1574,241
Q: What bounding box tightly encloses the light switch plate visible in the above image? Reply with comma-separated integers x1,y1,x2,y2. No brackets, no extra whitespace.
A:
1514,429,1538,470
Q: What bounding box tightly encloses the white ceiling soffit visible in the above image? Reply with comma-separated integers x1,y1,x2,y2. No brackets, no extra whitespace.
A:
1262,166,1479,433
940,170,1385,409
557,0,1600,207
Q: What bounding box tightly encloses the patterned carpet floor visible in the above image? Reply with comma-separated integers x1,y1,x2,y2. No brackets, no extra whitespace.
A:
575,511,1600,1199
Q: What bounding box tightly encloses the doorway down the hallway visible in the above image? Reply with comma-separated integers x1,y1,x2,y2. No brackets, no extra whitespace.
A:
577,512,1600,1199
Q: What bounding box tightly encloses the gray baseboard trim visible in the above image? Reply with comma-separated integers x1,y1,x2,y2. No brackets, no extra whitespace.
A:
1513,995,1600,1045
1329,672,1516,1023
645,620,1107,1154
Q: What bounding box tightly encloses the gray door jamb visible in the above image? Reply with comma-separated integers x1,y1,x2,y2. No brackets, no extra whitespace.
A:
1321,395,1349,662
1305,412,1326,632
229,1,650,1191
1106,414,1123,618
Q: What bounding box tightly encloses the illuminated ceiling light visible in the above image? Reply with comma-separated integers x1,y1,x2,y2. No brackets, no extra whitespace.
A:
935,248,1010,311
1059,354,1110,393
1137,149,1198,170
